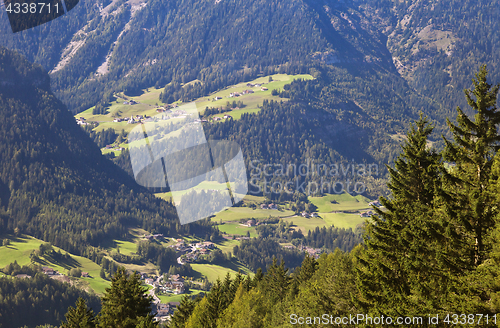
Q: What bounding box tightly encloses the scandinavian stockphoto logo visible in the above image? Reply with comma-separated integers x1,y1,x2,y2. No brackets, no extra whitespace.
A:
3,0,79,32
128,102,248,225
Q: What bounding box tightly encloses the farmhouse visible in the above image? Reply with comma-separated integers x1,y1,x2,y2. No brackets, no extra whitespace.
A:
369,200,382,207
42,267,55,275
268,203,277,210
261,87,268,91
15,274,31,279
223,114,232,119
214,96,222,100
301,212,310,218
247,219,256,227
202,241,215,249
81,272,90,277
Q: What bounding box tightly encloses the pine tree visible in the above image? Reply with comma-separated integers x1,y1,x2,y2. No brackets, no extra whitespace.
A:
99,267,153,328
135,315,158,328
61,298,96,328
169,295,196,328
443,65,500,266
356,115,445,316
261,257,291,305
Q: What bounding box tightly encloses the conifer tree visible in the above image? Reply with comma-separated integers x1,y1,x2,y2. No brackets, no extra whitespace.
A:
443,65,500,266
261,257,291,305
135,315,158,328
61,298,96,328
168,295,196,328
99,267,153,328
356,115,445,316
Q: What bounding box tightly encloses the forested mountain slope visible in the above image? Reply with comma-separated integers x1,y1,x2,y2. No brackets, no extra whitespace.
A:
1,0,497,155
0,47,214,256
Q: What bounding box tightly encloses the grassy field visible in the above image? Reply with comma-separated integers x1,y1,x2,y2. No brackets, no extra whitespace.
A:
0,234,110,295
213,207,294,222
158,289,204,303
308,193,372,213
215,239,240,254
191,261,253,282
216,222,258,237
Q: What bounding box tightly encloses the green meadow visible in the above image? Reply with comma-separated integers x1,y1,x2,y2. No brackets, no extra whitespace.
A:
0,234,110,295
216,222,258,237
308,193,372,212
158,289,204,303
191,261,253,283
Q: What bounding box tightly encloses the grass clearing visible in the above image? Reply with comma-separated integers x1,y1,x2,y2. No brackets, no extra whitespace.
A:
213,207,294,222
215,239,240,254
321,212,368,230
158,289,204,303
309,193,372,212
216,222,258,237
0,234,110,295
191,261,253,282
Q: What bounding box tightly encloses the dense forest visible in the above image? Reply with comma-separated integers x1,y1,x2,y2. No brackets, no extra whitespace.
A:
0,266,101,328
0,47,218,258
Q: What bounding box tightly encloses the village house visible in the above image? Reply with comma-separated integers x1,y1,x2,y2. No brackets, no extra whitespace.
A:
223,114,232,119
42,267,55,275
145,278,154,285
81,272,90,278
311,212,319,217
246,83,255,87
214,96,222,100
261,87,268,91
304,247,322,259
360,211,374,217
15,274,31,279
369,200,382,207
301,212,310,218
247,219,256,227
170,274,184,282
268,203,277,210
202,241,215,249
156,303,170,316
260,204,268,209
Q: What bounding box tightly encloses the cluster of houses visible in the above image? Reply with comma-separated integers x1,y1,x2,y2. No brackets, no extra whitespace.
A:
144,274,186,295
301,212,319,218
245,219,259,227
212,114,232,121
76,117,89,125
368,200,382,207
170,240,217,263
104,144,124,151
154,302,180,321
260,203,278,210
42,267,57,275
143,233,164,240
360,210,374,217
301,246,323,259
229,89,255,98
246,82,268,89
283,245,323,259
